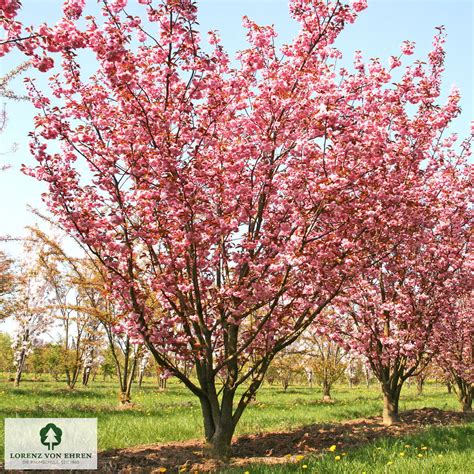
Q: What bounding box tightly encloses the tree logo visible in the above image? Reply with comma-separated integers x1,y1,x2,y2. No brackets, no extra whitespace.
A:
39,423,62,451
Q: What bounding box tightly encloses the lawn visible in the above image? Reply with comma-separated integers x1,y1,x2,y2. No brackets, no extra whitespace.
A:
0,376,471,472
223,423,474,474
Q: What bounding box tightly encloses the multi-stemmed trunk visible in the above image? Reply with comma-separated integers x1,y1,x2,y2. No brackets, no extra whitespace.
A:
372,357,408,426
103,325,140,405
200,390,237,459
118,338,138,405
119,369,136,404
65,364,81,390
148,333,272,459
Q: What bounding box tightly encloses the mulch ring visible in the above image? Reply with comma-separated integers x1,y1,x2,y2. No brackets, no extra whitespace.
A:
96,408,472,473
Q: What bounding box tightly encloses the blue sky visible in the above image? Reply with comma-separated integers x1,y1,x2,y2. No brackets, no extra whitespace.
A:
0,0,472,252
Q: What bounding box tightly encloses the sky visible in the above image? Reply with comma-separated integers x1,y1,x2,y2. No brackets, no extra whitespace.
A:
0,0,472,255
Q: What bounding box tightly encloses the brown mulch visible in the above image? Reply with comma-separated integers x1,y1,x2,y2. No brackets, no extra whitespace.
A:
95,408,472,473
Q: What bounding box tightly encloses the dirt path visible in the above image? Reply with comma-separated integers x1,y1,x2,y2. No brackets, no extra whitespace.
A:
98,408,472,473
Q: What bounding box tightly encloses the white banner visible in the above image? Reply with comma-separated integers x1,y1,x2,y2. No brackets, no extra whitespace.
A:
4,418,97,470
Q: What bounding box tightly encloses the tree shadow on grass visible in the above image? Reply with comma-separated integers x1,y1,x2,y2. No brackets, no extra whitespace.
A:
4,387,109,400
0,402,202,420
94,408,472,473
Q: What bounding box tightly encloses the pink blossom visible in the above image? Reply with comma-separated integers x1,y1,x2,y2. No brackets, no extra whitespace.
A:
401,40,415,55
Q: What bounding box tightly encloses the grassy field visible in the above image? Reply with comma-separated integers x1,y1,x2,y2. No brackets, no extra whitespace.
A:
0,376,472,472
224,424,474,473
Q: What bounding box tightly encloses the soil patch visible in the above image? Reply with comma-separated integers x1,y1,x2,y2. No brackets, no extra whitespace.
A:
96,408,472,473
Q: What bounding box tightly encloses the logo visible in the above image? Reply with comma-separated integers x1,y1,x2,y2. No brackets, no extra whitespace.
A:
39,423,63,450
5,418,97,470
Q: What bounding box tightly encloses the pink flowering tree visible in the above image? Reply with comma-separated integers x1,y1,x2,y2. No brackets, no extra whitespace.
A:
333,163,472,425
2,0,470,455
434,298,473,412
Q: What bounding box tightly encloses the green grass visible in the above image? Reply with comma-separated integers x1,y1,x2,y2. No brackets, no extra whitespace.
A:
0,375,470,470
223,424,474,473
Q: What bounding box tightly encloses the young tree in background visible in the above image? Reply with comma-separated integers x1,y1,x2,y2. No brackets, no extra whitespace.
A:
30,227,104,389
295,322,347,400
2,0,471,455
137,350,150,389
31,226,143,402
8,242,54,386
0,251,14,318
267,350,305,391
0,332,14,375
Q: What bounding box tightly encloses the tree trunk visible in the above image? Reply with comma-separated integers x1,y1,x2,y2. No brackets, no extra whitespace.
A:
138,369,144,388
13,350,26,387
454,379,472,412
82,367,91,386
200,395,236,460
382,386,401,425
67,364,81,390
119,390,131,404
416,377,424,395
14,366,23,387
322,380,332,401
206,421,235,459
446,382,452,394
461,398,472,412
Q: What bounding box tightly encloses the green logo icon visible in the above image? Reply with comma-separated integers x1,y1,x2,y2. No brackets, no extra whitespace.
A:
40,423,62,451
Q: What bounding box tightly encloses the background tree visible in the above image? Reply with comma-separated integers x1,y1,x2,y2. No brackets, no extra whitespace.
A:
267,350,305,392
41,343,64,382
0,331,14,375
30,225,144,402
100,346,117,381
8,240,54,387
30,227,104,389
298,327,346,401
0,251,14,318
138,350,150,389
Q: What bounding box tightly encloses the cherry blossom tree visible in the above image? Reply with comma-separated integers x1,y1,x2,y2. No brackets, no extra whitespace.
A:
9,242,54,387
333,163,472,425
434,298,473,412
2,0,471,455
